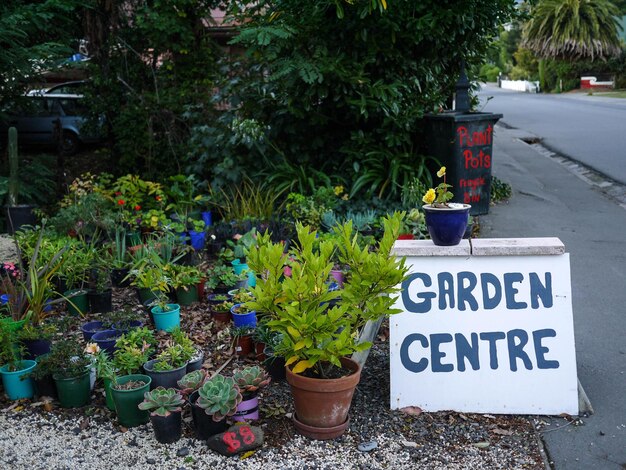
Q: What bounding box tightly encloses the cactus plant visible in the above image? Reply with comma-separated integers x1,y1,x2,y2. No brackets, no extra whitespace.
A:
177,369,207,395
138,386,185,417
196,374,242,422
7,127,19,206
233,365,271,393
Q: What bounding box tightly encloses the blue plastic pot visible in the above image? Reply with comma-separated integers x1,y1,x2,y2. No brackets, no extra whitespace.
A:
112,320,144,334
0,294,9,305
81,321,106,341
422,204,471,246
231,304,257,328
189,230,206,250
201,211,212,227
0,360,37,400
91,329,122,355
151,304,181,332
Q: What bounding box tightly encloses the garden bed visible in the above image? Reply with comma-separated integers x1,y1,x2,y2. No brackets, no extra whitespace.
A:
0,289,546,469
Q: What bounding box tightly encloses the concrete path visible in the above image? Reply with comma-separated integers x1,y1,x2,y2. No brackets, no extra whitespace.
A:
482,125,626,469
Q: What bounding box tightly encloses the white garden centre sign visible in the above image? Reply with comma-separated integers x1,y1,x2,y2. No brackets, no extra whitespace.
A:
390,238,579,415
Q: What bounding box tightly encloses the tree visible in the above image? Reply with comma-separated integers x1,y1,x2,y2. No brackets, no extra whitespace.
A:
189,0,519,199
522,0,622,60
0,0,82,110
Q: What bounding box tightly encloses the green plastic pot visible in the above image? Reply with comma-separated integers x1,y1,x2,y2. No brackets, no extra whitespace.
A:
110,374,152,427
65,289,89,316
53,371,91,408
176,285,198,306
103,377,116,411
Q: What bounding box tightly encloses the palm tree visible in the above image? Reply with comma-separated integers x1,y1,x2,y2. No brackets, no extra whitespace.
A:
522,0,622,60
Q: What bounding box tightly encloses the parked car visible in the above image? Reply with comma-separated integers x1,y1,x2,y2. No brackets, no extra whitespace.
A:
0,91,103,155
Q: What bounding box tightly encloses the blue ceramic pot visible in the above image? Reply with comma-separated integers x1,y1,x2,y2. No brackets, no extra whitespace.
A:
422,203,471,246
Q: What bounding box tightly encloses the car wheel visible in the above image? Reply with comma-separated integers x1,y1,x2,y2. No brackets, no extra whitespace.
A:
59,131,80,156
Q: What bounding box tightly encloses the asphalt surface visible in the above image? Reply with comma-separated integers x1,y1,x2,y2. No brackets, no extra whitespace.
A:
479,84,626,186
482,124,626,469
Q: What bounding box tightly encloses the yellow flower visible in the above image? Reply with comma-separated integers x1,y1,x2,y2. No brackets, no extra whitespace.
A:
437,166,446,178
422,188,436,204
334,185,344,196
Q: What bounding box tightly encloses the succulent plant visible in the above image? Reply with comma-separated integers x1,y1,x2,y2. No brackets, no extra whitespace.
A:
177,369,207,395
138,387,185,417
233,365,271,393
196,374,242,422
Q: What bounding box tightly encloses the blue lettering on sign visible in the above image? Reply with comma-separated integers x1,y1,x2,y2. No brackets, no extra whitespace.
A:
399,329,559,373
401,271,553,312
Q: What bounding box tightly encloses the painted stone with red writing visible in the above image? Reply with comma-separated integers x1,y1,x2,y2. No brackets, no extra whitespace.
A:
206,423,264,456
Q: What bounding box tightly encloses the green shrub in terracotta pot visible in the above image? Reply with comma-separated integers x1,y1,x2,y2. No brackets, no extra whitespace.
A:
246,212,408,439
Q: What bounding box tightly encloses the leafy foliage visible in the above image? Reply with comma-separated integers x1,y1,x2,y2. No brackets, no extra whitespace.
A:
522,0,622,60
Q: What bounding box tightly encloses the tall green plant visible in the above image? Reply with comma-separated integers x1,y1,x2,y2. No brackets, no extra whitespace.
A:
246,212,408,377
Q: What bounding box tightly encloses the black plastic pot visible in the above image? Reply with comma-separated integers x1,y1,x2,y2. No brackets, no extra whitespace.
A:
264,351,286,382
88,289,113,314
186,349,204,373
189,391,228,439
34,375,58,399
151,411,182,444
5,204,37,235
143,359,188,390
111,268,131,288
22,339,51,360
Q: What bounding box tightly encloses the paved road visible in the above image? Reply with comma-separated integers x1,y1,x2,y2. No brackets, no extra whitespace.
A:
483,126,626,470
478,84,626,185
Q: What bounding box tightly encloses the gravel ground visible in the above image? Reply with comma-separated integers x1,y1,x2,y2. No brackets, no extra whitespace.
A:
0,235,548,469
0,338,547,470
0,235,17,263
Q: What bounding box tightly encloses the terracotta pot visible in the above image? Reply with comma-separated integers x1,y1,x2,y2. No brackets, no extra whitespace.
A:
235,335,253,356
286,357,361,439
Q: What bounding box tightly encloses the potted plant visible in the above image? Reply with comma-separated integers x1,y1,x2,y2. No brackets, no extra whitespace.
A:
232,365,271,421
171,265,202,306
29,352,58,399
177,369,207,396
17,322,56,359
171,327,203,372
150,294,181,333
190,374,242,439
143,344,190,390
253,322,278,362
110,373,153,427
91,329,122,355
211,299,234,325
50,340,93,408
138,387,186,443
109,308,144,334
230,302,257,328
421,166,471,246
207,293,232,306
246,213,408,439
188,219,207,251
232,325,255,356
205,263,240,294
0,321,37,400
2,127,37,233
88,262,113,314
111,226,131,287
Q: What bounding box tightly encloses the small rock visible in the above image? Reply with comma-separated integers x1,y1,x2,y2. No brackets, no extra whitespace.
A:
207,423,264,456
473,441,490,449
176,448,189,457
146,458,156,464
401,440,419,448
357,440,378,452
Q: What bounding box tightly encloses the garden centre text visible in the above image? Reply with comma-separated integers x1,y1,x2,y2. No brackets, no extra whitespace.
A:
399,270,559,373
